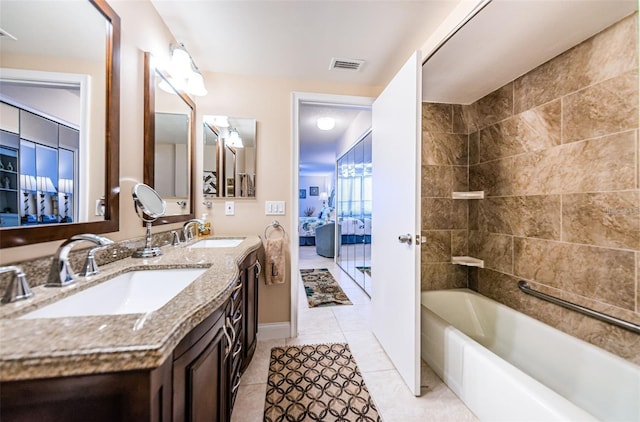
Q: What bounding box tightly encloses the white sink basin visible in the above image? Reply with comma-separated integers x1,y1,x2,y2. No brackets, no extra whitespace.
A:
20,268,207,319
189,238,245,248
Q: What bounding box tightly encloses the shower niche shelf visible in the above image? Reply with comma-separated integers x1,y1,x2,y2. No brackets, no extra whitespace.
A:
452,191,484,199
452,256,484,268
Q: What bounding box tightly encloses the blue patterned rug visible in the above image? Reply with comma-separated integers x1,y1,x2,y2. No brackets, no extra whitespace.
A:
300,268,352,307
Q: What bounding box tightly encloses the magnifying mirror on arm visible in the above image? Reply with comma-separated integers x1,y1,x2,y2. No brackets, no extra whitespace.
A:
131,183,166,258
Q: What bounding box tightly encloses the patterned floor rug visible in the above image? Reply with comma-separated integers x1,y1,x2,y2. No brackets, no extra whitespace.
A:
264,343,382,422
356,266,371,277
300,268,352,307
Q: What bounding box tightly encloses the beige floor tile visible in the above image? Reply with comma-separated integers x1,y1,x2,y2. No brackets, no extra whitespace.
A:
343,330,395,372
240,339,286,386
231,383,267,422
363,368,478,422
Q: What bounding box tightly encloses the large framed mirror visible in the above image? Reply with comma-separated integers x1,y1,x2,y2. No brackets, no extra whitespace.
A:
144,52,195,224
202,115,256,198
0,0,120,248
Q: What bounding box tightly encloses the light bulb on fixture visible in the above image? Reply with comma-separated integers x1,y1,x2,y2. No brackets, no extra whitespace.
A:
169,46,192,80
160,43,208,97
317,117,335,131
186,70,207,96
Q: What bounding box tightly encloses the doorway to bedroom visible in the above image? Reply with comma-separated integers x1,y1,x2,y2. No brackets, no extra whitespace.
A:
294,94,373,325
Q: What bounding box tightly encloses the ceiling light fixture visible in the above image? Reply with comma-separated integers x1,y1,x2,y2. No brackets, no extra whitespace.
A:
317,117,335,131
165,43,208,97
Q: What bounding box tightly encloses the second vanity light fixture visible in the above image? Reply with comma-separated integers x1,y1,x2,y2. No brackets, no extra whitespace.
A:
160,43,208,97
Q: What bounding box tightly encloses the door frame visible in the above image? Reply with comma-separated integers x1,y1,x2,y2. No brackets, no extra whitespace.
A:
290,92,374,338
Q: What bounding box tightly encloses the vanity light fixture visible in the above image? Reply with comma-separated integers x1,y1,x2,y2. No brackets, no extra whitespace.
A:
165,43,208,97
317,117,335,131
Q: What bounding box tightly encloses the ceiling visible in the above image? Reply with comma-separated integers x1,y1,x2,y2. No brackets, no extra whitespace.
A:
298,103,369,176
149,0,638,176
149,0,459,178
422,0,638,104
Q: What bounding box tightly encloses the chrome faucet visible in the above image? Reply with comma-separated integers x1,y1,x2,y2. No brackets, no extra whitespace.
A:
1,265,33,303
182,218,204,242
46,234,114,287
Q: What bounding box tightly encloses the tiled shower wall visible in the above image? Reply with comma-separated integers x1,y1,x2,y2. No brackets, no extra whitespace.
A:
421,13,639,363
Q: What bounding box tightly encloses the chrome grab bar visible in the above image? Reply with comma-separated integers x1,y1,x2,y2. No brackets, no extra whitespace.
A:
518,280,640,335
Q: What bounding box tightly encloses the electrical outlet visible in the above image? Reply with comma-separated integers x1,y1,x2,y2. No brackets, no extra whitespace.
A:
225,201,234,216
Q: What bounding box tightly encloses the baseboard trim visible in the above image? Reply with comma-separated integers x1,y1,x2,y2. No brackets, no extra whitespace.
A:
257,322,291,340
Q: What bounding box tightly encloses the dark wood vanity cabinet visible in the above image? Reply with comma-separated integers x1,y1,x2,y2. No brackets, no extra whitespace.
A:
239,250,259,373
0,252,261,422
173,304,229,422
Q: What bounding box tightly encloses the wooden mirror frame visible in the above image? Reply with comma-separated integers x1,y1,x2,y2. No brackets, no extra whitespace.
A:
0,0,120,248
143,51,196,225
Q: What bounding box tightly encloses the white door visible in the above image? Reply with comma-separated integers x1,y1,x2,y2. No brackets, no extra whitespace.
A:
371,51,422,396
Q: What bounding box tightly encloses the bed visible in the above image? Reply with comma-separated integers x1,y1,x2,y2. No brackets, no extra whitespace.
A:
298,216,371,246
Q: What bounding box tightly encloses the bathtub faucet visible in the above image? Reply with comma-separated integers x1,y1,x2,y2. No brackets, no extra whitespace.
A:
46,234,114,287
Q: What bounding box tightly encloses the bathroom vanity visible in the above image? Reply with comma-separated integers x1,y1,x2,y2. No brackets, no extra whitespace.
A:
0,236,261,421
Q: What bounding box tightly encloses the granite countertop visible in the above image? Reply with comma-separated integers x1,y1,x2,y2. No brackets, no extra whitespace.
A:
0,235,262,382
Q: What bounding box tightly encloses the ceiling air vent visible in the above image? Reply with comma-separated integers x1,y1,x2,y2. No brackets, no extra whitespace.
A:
329,57,365,72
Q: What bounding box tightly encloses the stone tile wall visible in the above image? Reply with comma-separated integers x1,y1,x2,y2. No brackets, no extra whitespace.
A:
422,13,639,363
420,103,469,290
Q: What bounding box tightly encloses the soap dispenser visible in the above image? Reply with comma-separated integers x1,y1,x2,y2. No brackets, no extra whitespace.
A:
199,213,212,237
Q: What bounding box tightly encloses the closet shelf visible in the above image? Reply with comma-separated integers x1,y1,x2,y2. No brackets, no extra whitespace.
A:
452,191,484,199
452,256,484,268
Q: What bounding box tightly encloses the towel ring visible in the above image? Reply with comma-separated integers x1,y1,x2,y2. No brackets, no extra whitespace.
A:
264,220,286,239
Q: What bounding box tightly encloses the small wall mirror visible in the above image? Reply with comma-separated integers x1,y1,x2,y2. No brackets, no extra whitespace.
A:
132,183,166,219
144,52,195,224
202,115,257,198
131,183,165,258
0,0,120,248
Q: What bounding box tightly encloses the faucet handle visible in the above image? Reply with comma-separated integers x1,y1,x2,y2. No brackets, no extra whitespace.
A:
79,248,100,277
171,230,181,246
1,266,34,303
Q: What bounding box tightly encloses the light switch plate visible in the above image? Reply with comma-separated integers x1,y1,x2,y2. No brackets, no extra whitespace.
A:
265,201,285,215
225,201,234,216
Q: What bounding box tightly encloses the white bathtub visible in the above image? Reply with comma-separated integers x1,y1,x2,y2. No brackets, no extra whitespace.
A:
420,289,640,422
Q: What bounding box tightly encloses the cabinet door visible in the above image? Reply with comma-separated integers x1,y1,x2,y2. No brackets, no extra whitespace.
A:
173,316,229,422
242,259,259,371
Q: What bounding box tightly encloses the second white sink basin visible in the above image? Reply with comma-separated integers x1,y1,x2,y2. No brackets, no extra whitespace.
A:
20,268,207,319
189,238,245,248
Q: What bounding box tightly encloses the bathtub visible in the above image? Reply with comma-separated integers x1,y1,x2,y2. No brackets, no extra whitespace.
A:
420,289,640,422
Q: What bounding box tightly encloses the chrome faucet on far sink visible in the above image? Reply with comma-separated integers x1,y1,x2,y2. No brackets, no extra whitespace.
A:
46,234,114,287
182,218,204,242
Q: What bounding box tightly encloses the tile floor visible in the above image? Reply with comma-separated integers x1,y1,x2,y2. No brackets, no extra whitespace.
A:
231,246,478,421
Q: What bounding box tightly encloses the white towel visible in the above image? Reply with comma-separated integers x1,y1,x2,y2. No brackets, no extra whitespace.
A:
265,237,286,285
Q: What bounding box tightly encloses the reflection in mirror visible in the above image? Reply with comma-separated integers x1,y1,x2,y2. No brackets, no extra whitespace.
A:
202,115,256,198
337,130,372,297
0,0,120,248
132,183,166,219
202,122,219,197
144,52,195,225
